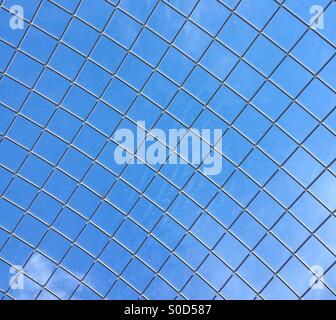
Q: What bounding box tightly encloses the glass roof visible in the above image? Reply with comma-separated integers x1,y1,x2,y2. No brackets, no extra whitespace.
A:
0,0,335,300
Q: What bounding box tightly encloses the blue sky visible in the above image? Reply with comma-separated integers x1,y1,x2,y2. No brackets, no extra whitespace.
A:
0,0,335,300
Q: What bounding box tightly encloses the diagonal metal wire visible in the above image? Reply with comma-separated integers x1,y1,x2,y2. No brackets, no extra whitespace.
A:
0,0,335,300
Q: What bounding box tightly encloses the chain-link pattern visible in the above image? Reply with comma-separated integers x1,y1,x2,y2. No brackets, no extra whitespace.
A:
0,0,335,300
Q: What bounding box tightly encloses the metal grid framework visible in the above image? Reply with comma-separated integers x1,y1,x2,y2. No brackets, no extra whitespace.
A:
0,0,335,300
